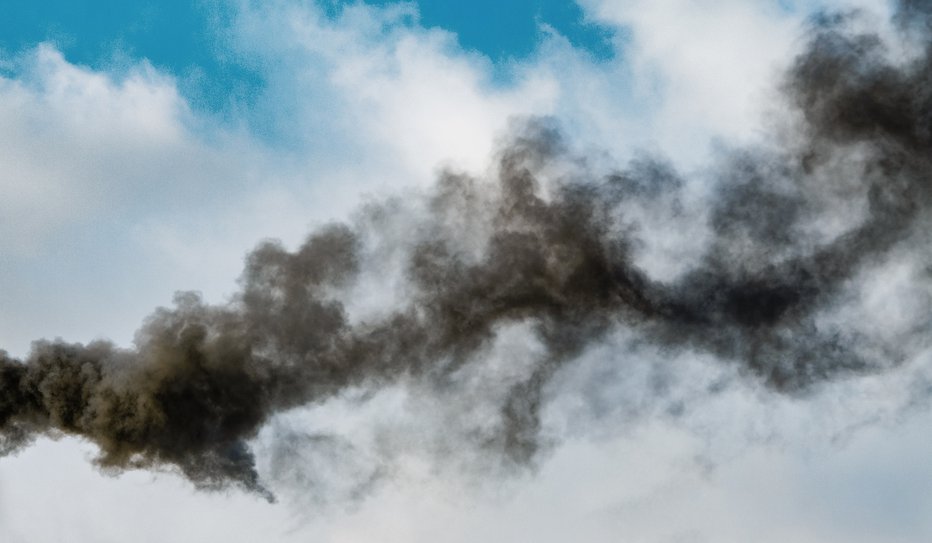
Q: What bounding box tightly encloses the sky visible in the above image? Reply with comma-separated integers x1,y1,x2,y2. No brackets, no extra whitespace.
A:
2,0,932,542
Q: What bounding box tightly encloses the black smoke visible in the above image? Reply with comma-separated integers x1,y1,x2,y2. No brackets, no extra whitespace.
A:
2,2,932,500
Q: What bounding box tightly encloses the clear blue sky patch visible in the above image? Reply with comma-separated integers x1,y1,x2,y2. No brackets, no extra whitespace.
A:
329,0,616,61
0,0,614,114
0,0,262,113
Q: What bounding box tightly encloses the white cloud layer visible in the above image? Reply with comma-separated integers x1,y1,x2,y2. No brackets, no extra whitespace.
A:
3,1,930,542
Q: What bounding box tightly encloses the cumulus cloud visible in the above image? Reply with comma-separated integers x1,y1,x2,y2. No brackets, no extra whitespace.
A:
0,43,291,358
0,45,187,254
2,1,932,542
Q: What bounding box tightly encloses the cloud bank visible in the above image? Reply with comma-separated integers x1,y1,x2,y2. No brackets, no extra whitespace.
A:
2,1,932,515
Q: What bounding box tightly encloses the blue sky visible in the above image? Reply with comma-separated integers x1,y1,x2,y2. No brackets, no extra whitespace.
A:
1,0,259,111
1,0,615,113
349,0,616,60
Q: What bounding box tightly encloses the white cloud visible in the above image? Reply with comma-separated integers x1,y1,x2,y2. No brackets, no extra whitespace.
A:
1,1,930,542
577,0,804,161
230,0,558,175
0,44,284,356
0,45,186,254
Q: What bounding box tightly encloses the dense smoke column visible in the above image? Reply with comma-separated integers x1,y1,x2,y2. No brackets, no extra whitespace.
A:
671,4,932,388
0,227,363,499
2,1,932,496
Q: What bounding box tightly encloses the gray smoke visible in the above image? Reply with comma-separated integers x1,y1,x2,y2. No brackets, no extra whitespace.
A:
2,2,932,501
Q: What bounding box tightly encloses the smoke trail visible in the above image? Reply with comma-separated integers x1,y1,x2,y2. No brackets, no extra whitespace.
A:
2,2,932,499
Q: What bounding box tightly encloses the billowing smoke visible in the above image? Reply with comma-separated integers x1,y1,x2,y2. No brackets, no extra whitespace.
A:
3,2,932,500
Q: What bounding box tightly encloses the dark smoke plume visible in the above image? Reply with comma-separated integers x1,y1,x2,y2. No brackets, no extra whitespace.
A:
3,2,932,499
